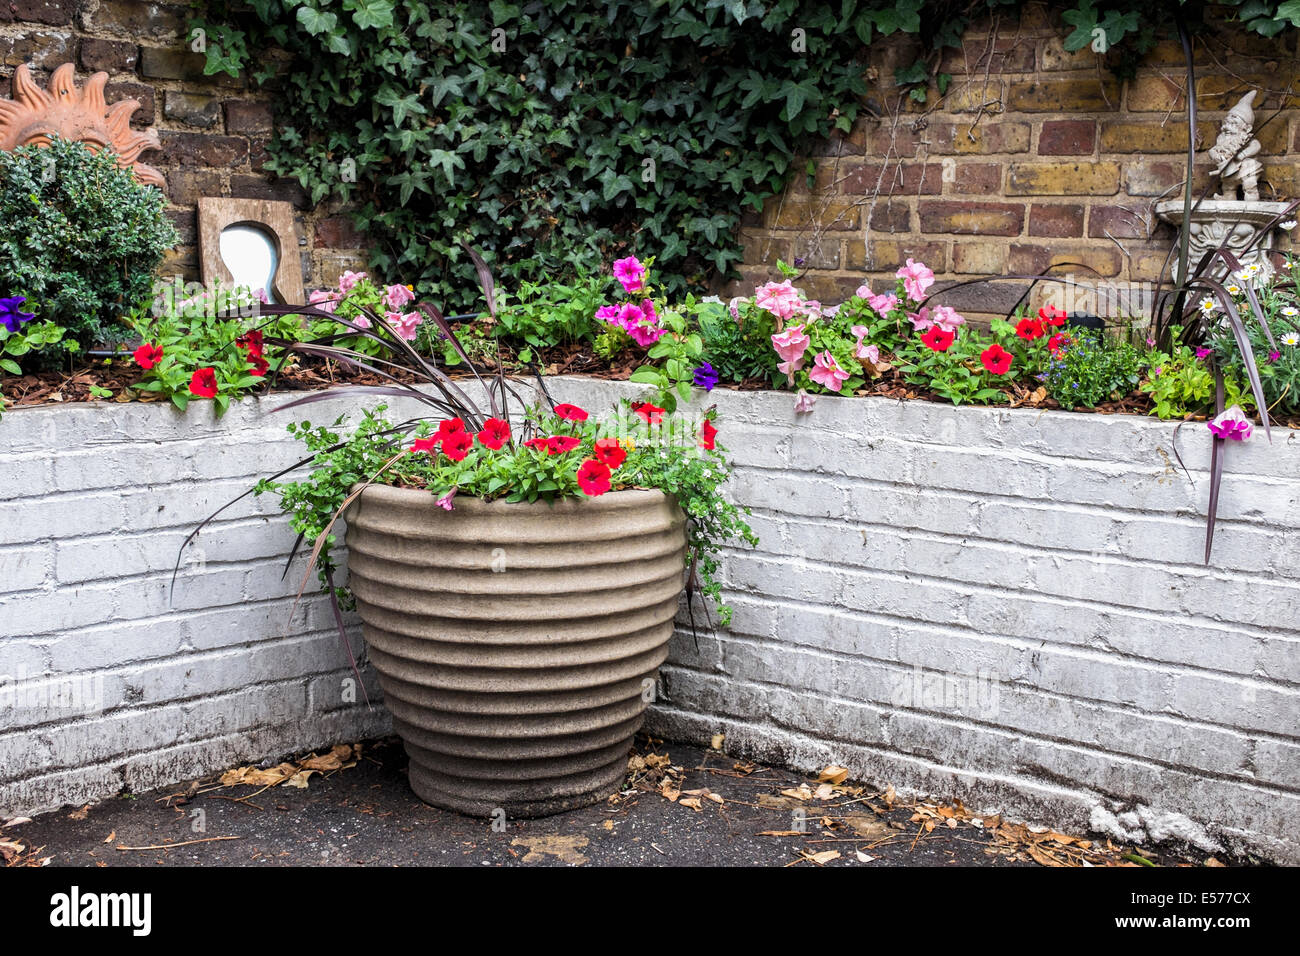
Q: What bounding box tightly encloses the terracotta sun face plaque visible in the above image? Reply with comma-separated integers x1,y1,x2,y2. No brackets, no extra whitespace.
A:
0,63,164,189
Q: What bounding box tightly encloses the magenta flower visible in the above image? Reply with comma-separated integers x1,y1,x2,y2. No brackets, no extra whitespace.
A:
896,258,935,302
1207,405,1253,441
1195,348,1212,361
613,256,647,293
435,487,458,511
616,302,645,330
595,304,619,324
1268,350,1282,363
808,350,850,391
754,280,803,320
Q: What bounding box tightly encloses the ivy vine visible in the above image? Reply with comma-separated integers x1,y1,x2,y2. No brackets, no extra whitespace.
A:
197,1,1300,308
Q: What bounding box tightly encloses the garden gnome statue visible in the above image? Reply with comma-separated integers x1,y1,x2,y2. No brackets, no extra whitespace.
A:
1208,91,1263,202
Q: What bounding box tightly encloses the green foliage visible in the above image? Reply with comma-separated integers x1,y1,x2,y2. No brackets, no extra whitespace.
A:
1141,331,1254,419
628,302,705,411
127,284,301,415
694,298,781,387
1042,329,1145,410
0,319,72,376
487,272,611,362
0,138,177,355
195,0,950,310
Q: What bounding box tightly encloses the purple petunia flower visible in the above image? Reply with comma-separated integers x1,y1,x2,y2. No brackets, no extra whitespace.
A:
0,296,35,333
693,361,719,391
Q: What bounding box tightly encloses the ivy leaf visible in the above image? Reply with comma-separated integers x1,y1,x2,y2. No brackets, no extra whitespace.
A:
347,0,395,31
1277,0,1300,26
295,6,338,35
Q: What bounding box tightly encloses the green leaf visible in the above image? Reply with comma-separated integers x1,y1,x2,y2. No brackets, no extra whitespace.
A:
295,6,339,35
347,0,394,30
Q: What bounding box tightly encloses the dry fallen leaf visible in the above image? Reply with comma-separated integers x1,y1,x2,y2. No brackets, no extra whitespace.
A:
103,831,115,844
855,851,877,863
601,820,614,831
843,814,892,840
819,765,850,786
511,835,589,865
679,797,703,812
710,733,725,750
800,849,841,865
68,805,90,821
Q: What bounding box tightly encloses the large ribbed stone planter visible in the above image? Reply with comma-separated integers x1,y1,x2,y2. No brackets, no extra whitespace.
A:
344,484,687,817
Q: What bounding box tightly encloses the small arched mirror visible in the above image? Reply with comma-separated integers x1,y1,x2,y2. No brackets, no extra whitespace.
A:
219,223,279,303
198,198,305,305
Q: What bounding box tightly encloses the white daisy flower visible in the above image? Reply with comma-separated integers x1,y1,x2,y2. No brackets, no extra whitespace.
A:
1283,332,1300,347
1226,284,1242,295
1282,220,1297,231
1199,297,1218,313
1281,307,1299,317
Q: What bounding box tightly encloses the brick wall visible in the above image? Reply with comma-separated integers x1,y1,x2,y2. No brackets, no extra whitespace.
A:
732,4,1300,322
547,377,1300,864
0,0,368,291
0,392,396,815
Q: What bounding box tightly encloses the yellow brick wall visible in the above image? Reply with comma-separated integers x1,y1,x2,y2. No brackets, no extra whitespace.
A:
728,6,1300,323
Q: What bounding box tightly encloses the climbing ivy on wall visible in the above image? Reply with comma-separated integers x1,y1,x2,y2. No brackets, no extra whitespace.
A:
199,0,1300,309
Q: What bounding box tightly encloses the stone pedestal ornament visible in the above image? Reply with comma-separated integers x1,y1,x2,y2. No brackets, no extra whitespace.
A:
0,63,164,191
1155,90,1291,280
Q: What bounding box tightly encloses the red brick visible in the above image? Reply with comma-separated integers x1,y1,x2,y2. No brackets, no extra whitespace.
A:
159,132,249,168
1008,244,1123,278
918,201,1024,236
223,101,274,134
1039,120,1096,155
315,215,366,249
952,163,1001,194
1028,204,1085,238
1089,205,1152,240
842,163,943,195
80,38,138,73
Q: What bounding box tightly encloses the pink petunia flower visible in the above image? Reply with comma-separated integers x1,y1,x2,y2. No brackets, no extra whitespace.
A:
435,488,458,511
808,350,850,391
595,304,620,324
869,292,899,315
309,288,341,313
850,325,879,364
896,258,935,302
754,280,803,320
613,256,647,293
338,270,367,294
929,304,965,333
794,389,816,414
908,307,934,332
387,310,422,341
771,324,810,382
855,284,872,299
1208,405,1253,441
385,284,416,308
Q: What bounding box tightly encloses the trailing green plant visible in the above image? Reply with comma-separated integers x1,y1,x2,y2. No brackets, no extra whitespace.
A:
1040,328,1146,410
1140,328,1254,419
484,273,612,362
694,297,782,387
0,138,177,355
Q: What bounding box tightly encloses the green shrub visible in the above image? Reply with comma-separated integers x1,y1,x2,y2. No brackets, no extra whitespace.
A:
1042,329,1145,410
0,137,177,355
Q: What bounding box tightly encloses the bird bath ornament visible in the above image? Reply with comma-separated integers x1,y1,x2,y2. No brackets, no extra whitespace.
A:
0,63,164,189
1155,91,1290,280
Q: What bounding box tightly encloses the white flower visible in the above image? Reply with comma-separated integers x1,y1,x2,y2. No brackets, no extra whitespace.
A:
1226,284,1242,295
1283,332,1300,347
701,295,723,304
1282,220,1297,230
1282,307,1299,317
1199,297,1217,313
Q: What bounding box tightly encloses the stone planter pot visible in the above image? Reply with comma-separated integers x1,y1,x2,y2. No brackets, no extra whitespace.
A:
344,483,687,817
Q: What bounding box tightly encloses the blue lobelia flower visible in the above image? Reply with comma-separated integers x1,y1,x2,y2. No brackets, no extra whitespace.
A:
0,296,36,333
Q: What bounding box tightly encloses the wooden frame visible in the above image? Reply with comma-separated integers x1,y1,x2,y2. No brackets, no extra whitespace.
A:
198,197,304,305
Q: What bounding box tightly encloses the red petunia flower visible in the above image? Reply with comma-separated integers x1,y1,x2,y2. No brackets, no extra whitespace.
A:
436,418,466,440
920,326,955,352
410,436,440,454
1048,333,1070,355
981,343,1013,376
523,437,551,451
236,329,264,355
593,438,626,469
248,354,269,377
632,401,665,425
476,417,511,449
1038,304,1067,327
441,430,475,462
546,435,582,454
133,342,163,369
1015,317,1045,340
554,403,589,422
699,419,718,451
576,458,611,496
189,367,219,397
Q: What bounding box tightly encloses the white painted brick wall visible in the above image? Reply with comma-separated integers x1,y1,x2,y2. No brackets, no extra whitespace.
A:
545,377,1300,864
0,392,412,816
3,378,1298,863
